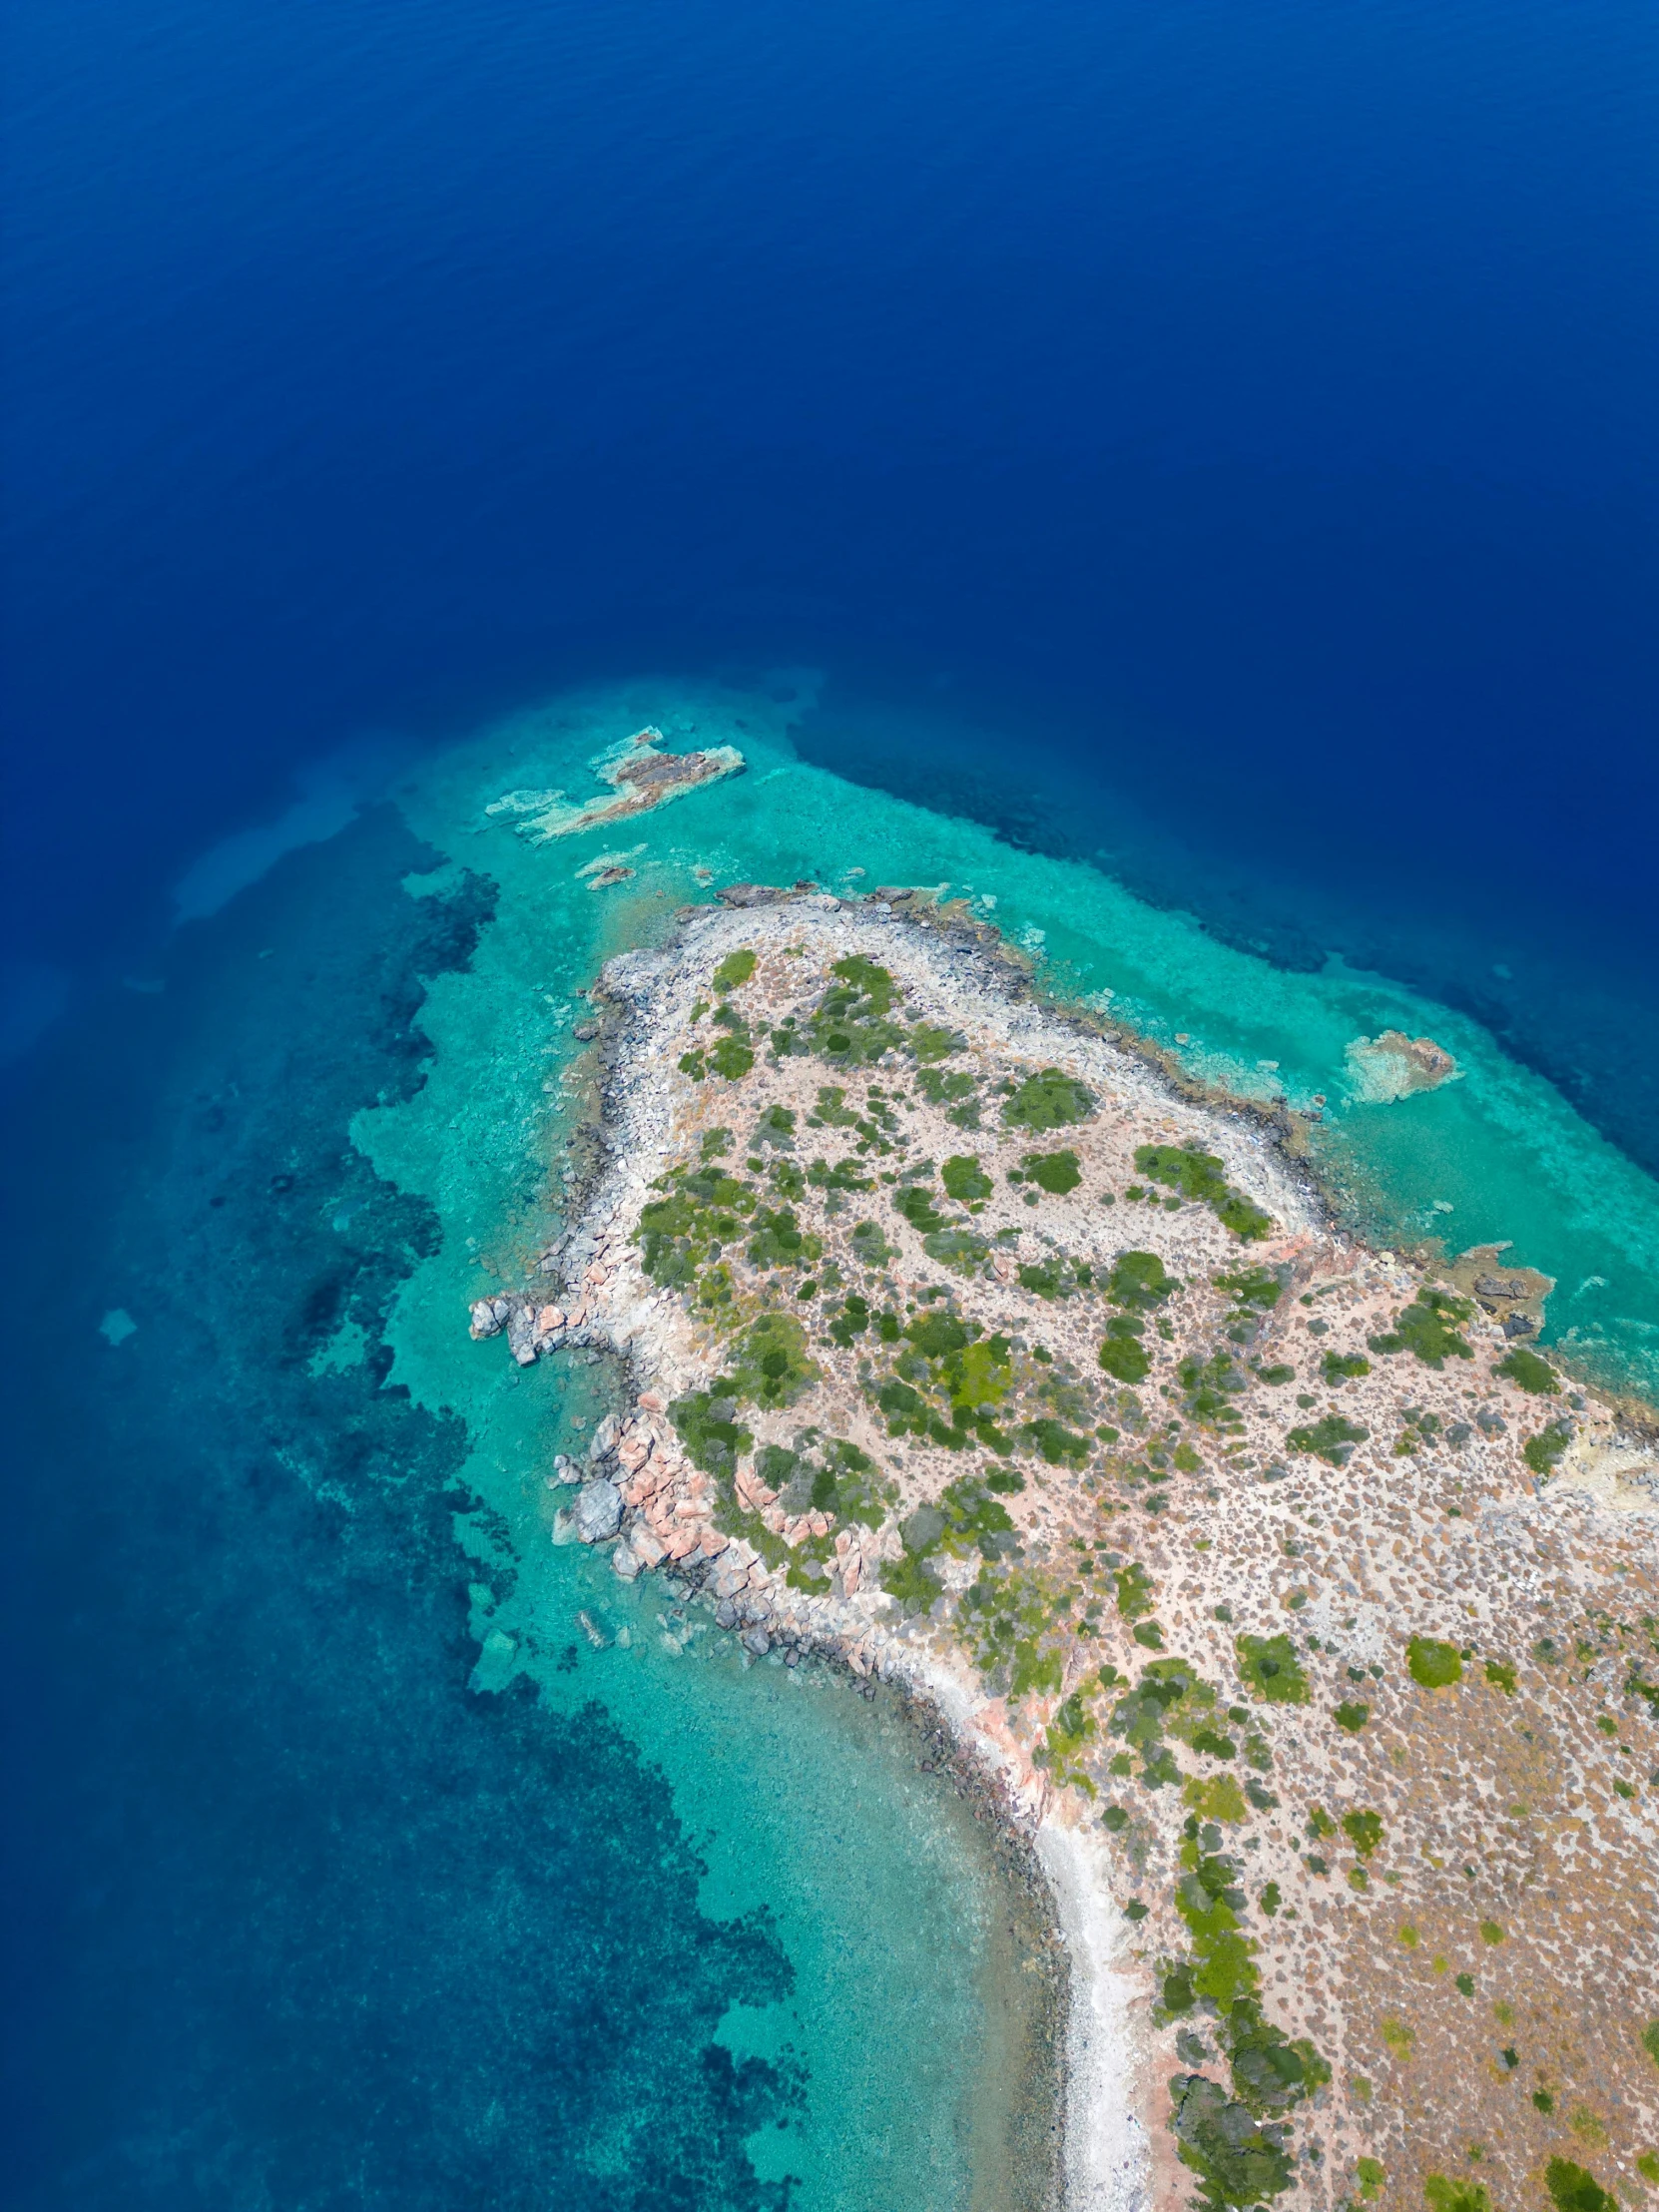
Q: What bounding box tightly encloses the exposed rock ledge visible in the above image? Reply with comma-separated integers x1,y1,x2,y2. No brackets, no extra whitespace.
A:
472,891,1656,2212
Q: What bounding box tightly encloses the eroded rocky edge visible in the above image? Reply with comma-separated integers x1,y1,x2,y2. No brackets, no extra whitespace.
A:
472,890,1659,2212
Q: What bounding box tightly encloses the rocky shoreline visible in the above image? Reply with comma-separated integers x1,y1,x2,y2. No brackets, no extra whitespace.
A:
470,885,1657,2212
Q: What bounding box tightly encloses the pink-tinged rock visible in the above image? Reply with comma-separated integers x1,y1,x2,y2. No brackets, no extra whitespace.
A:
673,1498,705,1521
535,1305,565,1335
733,1463,778,1511
698,1530,729,1557
832,1529,851,1555
638,1389,666,1412
808,1511,831,1538
616,1437,651,1473
841,1554,862,1595
630,1526,667,1569
665,1527,701,1560
584,1264,607,1286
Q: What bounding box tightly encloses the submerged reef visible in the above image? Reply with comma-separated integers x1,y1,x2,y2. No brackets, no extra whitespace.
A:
472,889,1659,2212
1344,1030,1461,1105
483,726,745,840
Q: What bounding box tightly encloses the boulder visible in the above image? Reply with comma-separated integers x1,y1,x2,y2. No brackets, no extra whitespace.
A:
588,1411,622,1463
630,1525,668,1570
611,1543,641,1580
716,882,791,908
573,1478,624,1543
742,1627,772,1657
468,1297,512,1339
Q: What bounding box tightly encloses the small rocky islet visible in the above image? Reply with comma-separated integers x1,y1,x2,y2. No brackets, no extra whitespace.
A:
470,883,1659,2212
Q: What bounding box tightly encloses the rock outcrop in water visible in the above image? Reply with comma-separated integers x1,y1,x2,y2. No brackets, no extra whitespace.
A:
483,727,744,841
474,893,1658,2212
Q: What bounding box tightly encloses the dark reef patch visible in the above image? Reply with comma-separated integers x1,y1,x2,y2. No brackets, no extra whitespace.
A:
1,808,802,2210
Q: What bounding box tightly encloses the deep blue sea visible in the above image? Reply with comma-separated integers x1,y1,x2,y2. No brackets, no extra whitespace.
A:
3,0,1655,2202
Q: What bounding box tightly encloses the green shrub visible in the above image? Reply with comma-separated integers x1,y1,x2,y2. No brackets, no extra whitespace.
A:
1523,1421,1572,1475
1183,1774,1249,1824
941,1153,993,1202
1183,1351,1250,1430
1215,1265,1285,1314
1108,1249,1178,1310
1020,1417,1091,1467
1135,1144,1274,1241
1099,1317,1151,1383
1334,1701,1370,1733
908,1021,962,1063
1495,1345,1557,1394
752,1102,796,1148
1022,1147,1082,1194
1222,1997,1331,2115
807,956,905,1065
1286,1414,1369,1465
707,1033,755,1080
849,1219,895,1267
1018,1257,1080,1301
1368,1289,1473,1368
916,1065,977,1111
1114,1561,1156,1619
924,1228,990,1276
808,1084,858,1127
1004,1066,1095,1130
1342,1810,1383,1857
880,1549,941,1612
747,1206,822,1271
712,948,757,991
1406,1636,1462,1689
1424,2176,1492,2212
1322,1350,1371,1384
1545,2160,1619,2212
1168,2073,1295,2209
893,1182,951,1235
669,1389,753,1478
1235,1634,1309,1705
808,1154,874,1193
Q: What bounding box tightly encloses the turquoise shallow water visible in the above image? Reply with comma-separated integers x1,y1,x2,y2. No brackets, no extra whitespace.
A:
7,674,1655,2208
376,676,1659,1408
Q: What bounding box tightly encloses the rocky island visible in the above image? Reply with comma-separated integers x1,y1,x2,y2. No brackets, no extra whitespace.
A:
471,890,1659,2212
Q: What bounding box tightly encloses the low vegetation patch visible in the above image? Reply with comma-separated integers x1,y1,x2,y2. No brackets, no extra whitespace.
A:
1003,1066,1095,1131
1021,1147,1082,1194
1369,1288,1473,1368
1108,1249,1179,1310
1099,1314,1151,1383
1495,1344,1557,1393
1406,1636,1463,1689
1523,1420,1573,1476
941,1153,993,1202
1235,1634,1309,1705
1134,1143,1274,1241
1286,1413,1369,1465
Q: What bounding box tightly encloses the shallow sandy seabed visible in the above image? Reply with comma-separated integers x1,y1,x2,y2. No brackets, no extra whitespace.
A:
474,889,1659,2212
